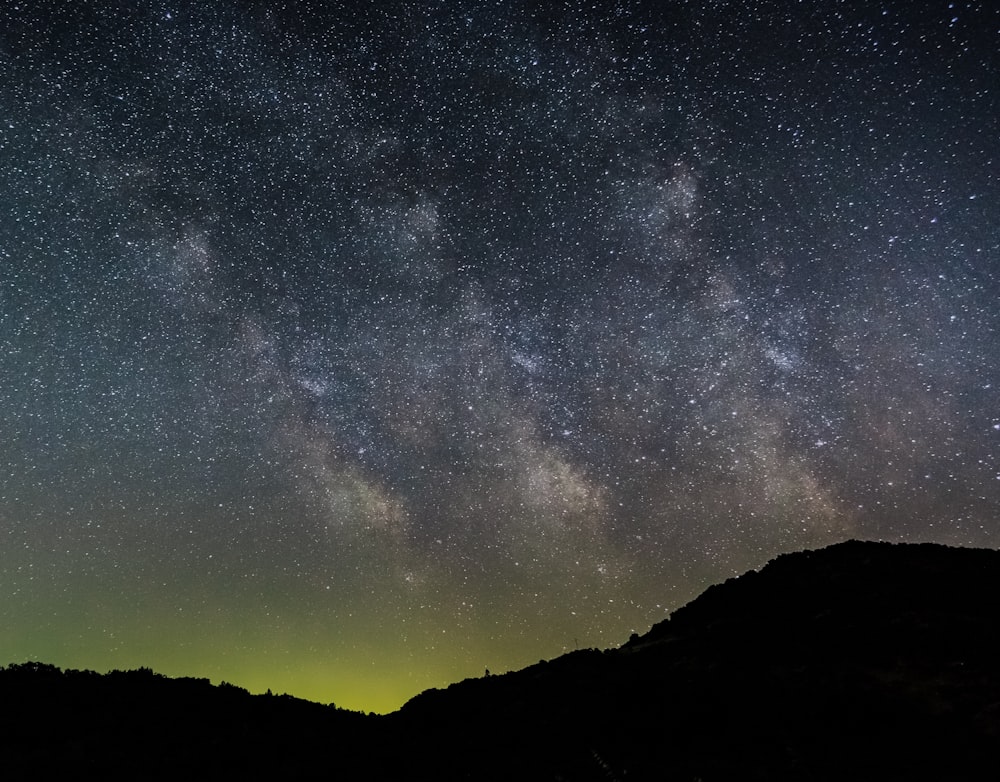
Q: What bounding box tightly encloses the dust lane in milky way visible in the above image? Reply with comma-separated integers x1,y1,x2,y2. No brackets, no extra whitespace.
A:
1,0,997,711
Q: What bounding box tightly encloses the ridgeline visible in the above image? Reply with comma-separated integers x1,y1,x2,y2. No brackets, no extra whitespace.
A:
4,540,999,780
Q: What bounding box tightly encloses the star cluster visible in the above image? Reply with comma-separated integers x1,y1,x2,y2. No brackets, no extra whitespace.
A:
1,0,998,711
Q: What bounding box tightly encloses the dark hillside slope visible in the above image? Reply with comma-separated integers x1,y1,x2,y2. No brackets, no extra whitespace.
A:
384,540,1000,780
3,540,999,780
0,664,375,779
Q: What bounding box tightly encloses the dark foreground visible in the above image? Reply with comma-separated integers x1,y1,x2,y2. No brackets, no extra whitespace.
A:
3,540,999,780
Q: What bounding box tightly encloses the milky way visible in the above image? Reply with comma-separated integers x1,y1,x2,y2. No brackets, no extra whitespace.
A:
2,0,998,711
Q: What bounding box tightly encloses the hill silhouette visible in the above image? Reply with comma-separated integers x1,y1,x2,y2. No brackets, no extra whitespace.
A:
3,540,999,779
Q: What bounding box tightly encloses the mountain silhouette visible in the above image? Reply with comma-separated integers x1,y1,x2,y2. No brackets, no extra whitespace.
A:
3,540,999,779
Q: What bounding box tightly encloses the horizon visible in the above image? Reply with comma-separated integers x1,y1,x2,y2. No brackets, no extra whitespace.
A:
2,0,997,714
2,535,987,713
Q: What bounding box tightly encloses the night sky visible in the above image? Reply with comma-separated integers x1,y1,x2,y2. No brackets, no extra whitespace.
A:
2,0,998,712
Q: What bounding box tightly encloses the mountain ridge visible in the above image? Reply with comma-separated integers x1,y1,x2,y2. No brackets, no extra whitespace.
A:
3,539,999,779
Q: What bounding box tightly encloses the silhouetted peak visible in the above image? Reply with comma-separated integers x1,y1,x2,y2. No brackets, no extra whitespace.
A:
632,539,1000,648
5,539,1000,780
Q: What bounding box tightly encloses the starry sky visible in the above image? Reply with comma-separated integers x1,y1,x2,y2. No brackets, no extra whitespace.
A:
1,0,998,712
